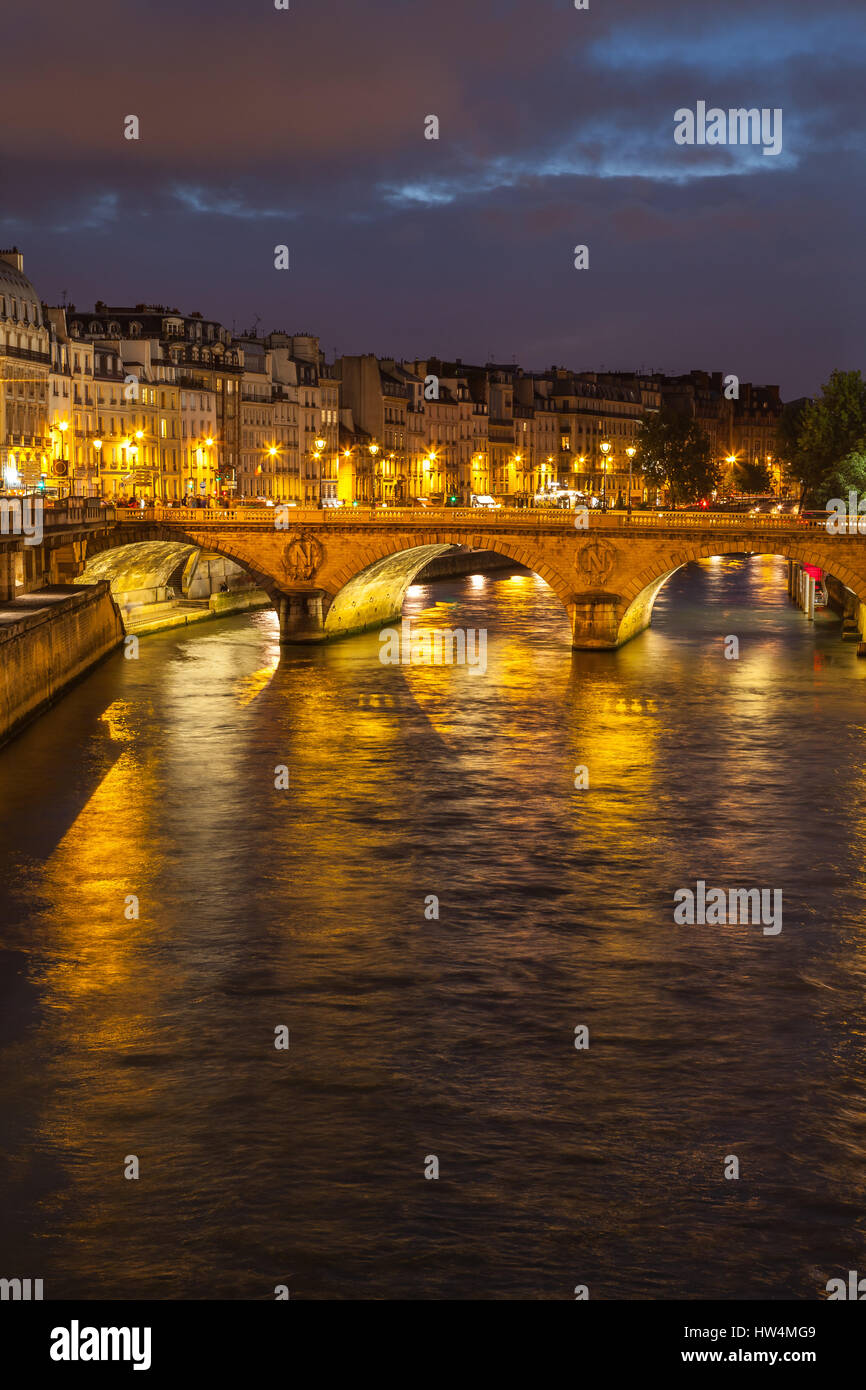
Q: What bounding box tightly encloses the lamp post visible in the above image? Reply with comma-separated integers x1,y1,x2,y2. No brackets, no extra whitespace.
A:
203,437,215,506
312,437,326,505
93,438,102,500
600,440,611,510
724,454,737,502
368,442,380,506
625,445,636,517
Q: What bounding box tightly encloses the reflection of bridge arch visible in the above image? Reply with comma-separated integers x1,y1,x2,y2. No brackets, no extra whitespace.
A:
322,533,572,637
616,538,862,646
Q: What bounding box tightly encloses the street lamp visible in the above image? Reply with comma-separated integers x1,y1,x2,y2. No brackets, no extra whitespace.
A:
626,445,636,517
600,441,611,510
367,443,381,504
93,438,102,500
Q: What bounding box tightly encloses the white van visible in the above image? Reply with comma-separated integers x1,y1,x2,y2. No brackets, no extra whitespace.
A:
471,493,500,509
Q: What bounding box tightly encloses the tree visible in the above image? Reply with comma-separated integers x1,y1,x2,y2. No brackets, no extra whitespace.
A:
775,397,809,496
736,458,772,495
821,448,866,504
633,409,718,506
795,370,866,505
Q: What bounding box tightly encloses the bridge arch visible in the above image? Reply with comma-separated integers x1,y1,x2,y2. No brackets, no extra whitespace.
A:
79,527,276,622
615,538,865,646
320,531,574,639
81,526,278,603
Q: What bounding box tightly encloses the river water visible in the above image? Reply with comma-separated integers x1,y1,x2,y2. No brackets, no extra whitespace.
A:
2,554,866,1300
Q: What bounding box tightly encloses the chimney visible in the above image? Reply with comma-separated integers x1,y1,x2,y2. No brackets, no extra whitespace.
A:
0,246,24,273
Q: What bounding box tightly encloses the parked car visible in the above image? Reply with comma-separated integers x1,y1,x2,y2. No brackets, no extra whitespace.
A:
471,493,501,509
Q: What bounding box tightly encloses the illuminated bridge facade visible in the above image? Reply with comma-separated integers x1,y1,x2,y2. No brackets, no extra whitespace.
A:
69,506,866,649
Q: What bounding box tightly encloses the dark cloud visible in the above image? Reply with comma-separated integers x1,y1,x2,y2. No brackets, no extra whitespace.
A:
3,0,864,395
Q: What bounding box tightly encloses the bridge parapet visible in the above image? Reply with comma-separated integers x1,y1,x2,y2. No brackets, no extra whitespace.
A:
136,505,842,535
42,502,117,531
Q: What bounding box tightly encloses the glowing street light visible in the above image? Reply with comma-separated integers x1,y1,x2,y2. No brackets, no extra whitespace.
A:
625,445,636,517
315,437,326,451
600,441,611,509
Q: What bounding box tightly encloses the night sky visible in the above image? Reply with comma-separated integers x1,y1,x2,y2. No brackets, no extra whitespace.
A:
4,0,865,397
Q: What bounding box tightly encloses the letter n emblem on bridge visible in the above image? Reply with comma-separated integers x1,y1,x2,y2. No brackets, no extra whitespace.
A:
575,539,616,584
283,533,324,582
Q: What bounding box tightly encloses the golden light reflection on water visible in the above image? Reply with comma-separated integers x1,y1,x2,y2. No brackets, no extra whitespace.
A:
7,558,866,1298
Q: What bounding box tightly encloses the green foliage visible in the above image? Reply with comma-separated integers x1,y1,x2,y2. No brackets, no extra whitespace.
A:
775,398,808,478
634,409,719,505
822,448,866,504
736,459,772,494
795,370,866,505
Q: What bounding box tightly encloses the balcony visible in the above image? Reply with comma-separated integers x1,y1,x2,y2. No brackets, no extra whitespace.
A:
0,343,50,365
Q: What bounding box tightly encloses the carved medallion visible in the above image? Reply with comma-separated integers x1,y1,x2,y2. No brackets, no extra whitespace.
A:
283,532,324,582
575,538,616,584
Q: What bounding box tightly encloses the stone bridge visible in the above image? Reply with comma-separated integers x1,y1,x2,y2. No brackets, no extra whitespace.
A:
78,505,866,648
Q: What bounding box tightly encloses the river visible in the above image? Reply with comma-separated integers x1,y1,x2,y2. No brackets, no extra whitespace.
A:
1,553,866,1300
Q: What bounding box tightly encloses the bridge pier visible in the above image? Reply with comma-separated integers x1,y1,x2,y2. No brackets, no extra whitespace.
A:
277,591,329,643
569,593,623,649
